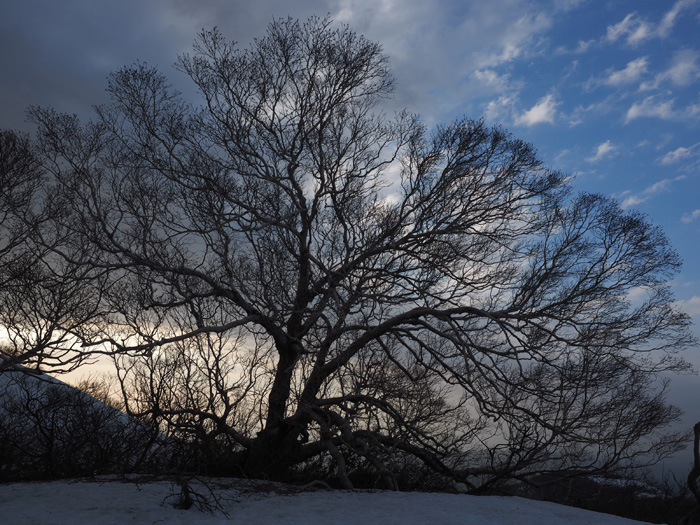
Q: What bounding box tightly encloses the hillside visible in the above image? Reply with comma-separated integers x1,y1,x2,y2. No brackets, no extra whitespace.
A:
0,364,158,481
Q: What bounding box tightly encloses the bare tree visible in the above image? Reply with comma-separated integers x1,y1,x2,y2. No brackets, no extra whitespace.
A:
27,16,694,490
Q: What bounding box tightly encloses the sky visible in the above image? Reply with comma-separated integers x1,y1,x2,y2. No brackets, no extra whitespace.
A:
0,0,699,471
0,477,648,524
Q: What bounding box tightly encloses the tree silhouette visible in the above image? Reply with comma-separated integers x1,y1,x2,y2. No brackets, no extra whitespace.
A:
26,17,693,490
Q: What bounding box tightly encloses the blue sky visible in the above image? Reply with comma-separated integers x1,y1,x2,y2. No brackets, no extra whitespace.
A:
1,0,699,469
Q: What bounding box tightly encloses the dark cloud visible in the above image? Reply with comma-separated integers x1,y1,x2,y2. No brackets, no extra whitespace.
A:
0,0,556,130
0,1,195,129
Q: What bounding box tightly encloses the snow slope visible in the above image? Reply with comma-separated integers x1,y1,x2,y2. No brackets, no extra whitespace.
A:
0,478,647,525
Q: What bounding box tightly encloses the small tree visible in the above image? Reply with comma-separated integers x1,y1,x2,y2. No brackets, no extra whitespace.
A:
27,17,694,490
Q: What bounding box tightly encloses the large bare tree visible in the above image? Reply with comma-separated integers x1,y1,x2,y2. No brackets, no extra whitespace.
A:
27,17,694,490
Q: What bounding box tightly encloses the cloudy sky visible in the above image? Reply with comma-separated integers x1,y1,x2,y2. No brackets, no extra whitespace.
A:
1,0,699,469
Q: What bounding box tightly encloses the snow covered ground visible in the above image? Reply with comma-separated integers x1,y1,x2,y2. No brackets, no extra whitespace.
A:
0,477,648,524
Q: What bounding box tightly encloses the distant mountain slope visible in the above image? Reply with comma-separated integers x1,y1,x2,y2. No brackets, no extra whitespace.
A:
0,363,161,480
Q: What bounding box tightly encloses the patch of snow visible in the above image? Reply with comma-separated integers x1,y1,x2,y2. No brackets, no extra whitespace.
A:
0,477,648,524
587,475,663,498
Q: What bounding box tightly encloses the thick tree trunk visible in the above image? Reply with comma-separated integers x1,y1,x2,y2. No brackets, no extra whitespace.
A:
265,347,297,430
242,342,303,479
242,424,301,479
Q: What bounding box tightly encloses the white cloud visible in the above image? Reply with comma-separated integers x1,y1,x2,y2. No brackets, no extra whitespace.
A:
554,38,596,55
641,49,700,90
515,94,559,126
660,143,700,164
626,95,700,122
606,0,699,46
575,39,595,53
330,1,555,117
473,69,510,90
483,95,517,122
607,13,652,45
619,175,686,209
661,146,692,164
625,96,676,122
606,13,633,42
620,195,644,209
689,101,700,117
466,8,553,69
682,209,700,223
554,149,571,163
603,57,649,86
675,295,700,316
586,140,617,162
497,43,523,62
659,0,700,37
567,98,616,126
626,285,653,304
553,0,587,11
586,57,648,90
663,50,700,85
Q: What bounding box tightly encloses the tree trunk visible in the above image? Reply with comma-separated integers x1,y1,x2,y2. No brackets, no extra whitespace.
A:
242,420,303,480
689,422,700,504
265,341,299,430
243,342,302,479
679,423,700,525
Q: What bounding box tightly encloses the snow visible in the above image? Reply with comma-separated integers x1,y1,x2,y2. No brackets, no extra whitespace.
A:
0,477,648,525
